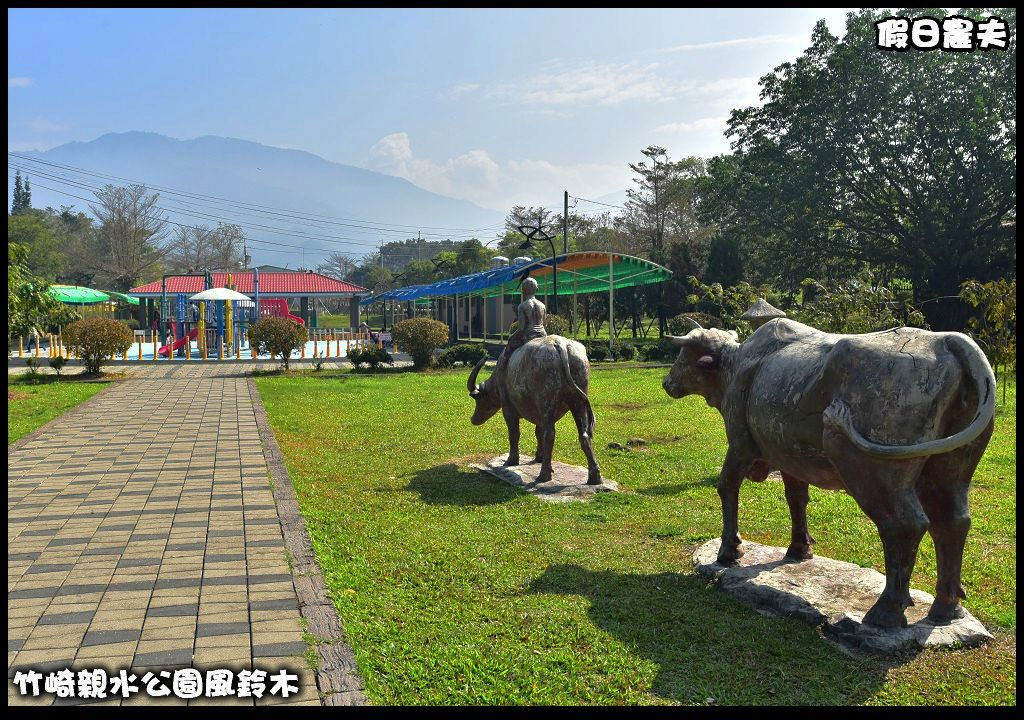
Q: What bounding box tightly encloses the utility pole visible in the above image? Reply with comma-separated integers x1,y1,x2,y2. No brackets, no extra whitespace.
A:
563,190,569,254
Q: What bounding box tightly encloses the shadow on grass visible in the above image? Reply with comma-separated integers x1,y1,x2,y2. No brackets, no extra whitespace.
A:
638,476,718,496
527,563,893,705
406,463,523,507
9,372,112,386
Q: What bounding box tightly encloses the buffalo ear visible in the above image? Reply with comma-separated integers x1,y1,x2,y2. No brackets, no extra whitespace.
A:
696,354,718,370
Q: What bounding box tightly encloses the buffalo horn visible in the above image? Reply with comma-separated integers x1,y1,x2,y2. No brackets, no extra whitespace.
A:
467,356,486,394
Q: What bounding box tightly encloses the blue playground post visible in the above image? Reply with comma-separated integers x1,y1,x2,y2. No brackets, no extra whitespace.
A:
216,299,225,357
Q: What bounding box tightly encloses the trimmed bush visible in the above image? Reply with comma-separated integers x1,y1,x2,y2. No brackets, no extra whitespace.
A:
613,343,638,362
438,343,488,368
247,316,307,370
63,317,134,374
349,345,393,370
118,318,140,331
393,317,449,370
49,355,67,377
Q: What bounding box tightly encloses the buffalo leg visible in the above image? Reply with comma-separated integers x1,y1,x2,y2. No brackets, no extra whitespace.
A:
916,423,990,623
572,405,602,484
530,425,543,464
502,408,520,466
826,430,928,628
535,420,556,483
782,474,815,560
716,449,748,564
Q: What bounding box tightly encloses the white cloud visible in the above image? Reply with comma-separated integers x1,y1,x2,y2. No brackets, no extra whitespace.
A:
491,59,761,111
653,116,729,134
492,61,673,106
368,132,628,212
8,76,33,88
661,33,802,53
451,83,481,96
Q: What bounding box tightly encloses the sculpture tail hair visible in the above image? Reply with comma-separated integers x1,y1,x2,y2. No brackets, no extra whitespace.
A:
558,340,595,437
823,333,996,459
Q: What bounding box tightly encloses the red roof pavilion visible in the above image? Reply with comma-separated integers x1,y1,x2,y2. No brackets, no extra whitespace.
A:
129,271,367,298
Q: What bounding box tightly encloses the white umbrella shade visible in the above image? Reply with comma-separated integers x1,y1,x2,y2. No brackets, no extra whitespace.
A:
188,288,252,302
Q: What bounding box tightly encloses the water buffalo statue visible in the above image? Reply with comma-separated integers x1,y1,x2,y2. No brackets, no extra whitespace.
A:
662,317,996,628
468,335,602,485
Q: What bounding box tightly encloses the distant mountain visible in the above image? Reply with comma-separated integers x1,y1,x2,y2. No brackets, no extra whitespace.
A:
11,132,505,267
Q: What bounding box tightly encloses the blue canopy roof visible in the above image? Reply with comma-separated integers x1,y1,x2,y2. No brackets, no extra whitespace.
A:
361,252,671,305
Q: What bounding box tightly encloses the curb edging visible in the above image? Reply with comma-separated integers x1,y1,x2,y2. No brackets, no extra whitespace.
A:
247,377,369,706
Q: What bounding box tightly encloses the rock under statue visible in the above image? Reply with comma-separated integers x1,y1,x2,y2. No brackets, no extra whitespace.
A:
662,309,996,629
467,277,602,485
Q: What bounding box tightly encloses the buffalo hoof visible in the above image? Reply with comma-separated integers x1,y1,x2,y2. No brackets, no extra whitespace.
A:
587,470,603,485
716,544,744,565
862,599,908,629
784,543,814,561
536,470,553,484
927,600,966,625
503,456,520,467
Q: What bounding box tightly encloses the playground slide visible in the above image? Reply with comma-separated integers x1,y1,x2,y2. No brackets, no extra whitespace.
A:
158,328,199,357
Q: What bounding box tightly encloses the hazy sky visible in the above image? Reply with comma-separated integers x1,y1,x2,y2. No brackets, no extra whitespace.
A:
8,8,853,211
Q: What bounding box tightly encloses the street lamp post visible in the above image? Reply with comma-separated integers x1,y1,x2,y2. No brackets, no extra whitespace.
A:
516,224,558,316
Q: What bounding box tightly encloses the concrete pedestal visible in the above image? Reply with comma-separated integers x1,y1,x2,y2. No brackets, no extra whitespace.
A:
693,538,992,653
470,454,618,503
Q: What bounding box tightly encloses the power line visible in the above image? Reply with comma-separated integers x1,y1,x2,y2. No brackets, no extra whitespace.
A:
570,194,626,210
7,172,456,263
8,152,508,237
9,163,504,251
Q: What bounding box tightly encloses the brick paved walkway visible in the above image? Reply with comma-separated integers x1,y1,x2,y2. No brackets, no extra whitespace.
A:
8,364,330,705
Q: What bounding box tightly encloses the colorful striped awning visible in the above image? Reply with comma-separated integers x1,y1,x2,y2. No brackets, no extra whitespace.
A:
361,252,671,304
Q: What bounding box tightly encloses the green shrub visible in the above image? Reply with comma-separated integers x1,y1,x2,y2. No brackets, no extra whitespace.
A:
613,343,638,362
63,317,133,374
49,355,67,377
585,341,609,362
23,356,39,375
438,343,488,368
247,316,307,370
349,345,393,370
393,317,449,370
640,337,679,362
118,318,140,331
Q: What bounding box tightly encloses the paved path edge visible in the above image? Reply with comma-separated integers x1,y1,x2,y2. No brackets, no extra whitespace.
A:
8,379,119,455
247,377,369,706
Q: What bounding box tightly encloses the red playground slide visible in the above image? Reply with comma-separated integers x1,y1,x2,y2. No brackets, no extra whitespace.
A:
258,298,305,325
158,327,199,357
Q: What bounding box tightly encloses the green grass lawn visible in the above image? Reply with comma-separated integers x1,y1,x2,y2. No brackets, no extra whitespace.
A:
8,374,111,445
254,368,1016,705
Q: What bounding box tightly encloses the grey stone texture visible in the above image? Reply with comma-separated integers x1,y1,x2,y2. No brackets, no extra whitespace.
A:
693,538,993,653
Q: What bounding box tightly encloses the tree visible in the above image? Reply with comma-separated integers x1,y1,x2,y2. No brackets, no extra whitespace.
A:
454,238,494,275
721,8,1016,329
960,278,1016,403
89,184,169,291
12,171,32,214
8,210,64,281
316,251,358,281
48,206,98,286
7,242,75,341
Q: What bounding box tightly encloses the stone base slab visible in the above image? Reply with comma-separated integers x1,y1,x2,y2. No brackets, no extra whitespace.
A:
693,538,992,653
470,454,618,502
